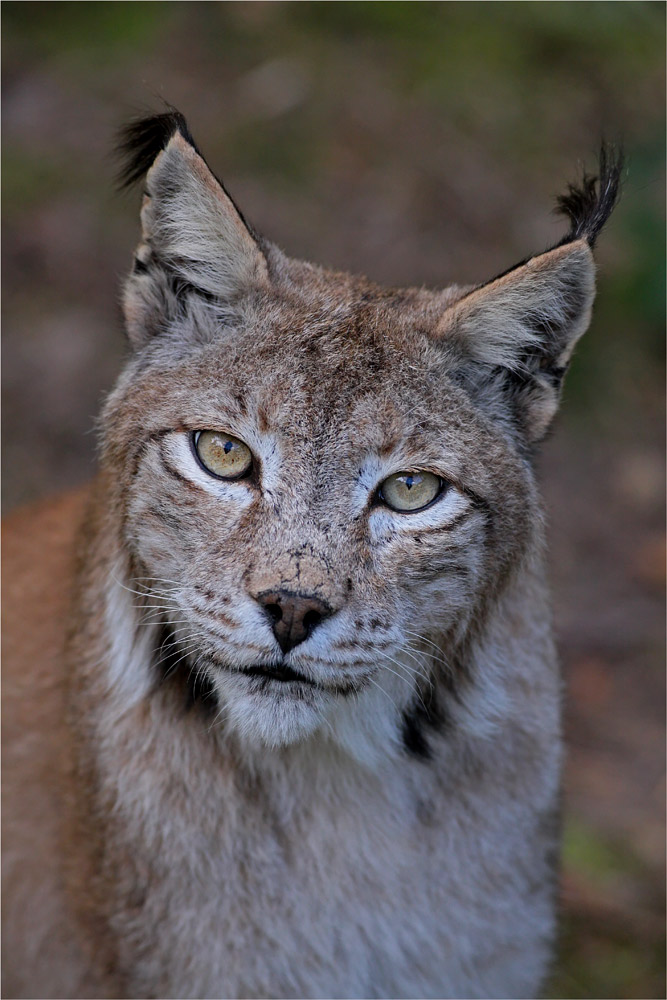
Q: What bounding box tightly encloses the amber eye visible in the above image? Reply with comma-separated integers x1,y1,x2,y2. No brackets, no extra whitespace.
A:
193,431,253,480
379,471,443,513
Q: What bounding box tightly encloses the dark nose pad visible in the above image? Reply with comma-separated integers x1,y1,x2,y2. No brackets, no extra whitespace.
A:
256,590,333,654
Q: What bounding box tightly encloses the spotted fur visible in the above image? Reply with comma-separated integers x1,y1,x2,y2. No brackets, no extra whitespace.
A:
2,112,619,999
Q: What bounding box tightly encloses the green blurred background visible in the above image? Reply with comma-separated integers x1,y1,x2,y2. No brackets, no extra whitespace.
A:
2,3,665,996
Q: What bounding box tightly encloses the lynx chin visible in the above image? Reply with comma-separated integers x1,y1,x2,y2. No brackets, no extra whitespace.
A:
2,110,621,999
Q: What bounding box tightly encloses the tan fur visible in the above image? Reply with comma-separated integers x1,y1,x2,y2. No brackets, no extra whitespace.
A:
3,123,610,999
2,491,114,998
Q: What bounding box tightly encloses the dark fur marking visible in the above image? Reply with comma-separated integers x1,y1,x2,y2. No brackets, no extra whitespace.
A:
256,403,270,433
401,687,447,762
407,507,472,539
166,267,218,305
409,562,471,586
133,256,150,275
115,106,260,239
379,437,401,458
154,624,218,717
459,144,623,296
190,600,238,630
158,442,205,496
338,637,391,651
555,143,624,248
129,430,166,481
146,505,183,531
539,359,570,388
400,629,478,761
449,360,564,456
233,393,248,418
402,705,434,760
133,245,228,309
116,109,201,189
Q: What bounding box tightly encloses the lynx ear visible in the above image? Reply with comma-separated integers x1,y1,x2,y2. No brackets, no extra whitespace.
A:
441,147,622,443
442,240,596,441
118,111,268,346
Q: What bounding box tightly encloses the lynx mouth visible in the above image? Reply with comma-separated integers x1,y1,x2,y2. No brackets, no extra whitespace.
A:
231,661,361,698
196,643,362,697
239,663,317,686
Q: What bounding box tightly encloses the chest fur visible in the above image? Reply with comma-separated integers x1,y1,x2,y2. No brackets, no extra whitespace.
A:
84,710,556,1000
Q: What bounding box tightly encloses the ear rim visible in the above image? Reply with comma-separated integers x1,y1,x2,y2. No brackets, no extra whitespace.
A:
446,142,622,318
140,130,268,281
438,239,598,445
116,108,259,240
120,112,270,347
440,239,597,371
117,108,268,290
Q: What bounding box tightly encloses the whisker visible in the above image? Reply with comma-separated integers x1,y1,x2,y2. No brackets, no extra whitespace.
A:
156,632,202,649
190,655,210,691
137,617,189,628
158,639,201,661
186,654,217,705
381,655,431,716
112,573,180,601
156,645,200,679
136,605,182,618
402,629,445,654
382,650,422,679
137,612,184,627
136,601,179,613
393,644,436,685
365,675,401,716
206,698,230,734
378,661,418,694
131,576,182,588
401,631,458,682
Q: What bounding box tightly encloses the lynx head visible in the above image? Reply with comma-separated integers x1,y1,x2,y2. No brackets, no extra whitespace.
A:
101,111,620,760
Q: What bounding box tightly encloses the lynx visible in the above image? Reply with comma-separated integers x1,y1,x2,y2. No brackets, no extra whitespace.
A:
2,111,620,999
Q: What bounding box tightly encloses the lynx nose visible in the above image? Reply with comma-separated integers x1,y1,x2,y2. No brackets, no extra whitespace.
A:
256,590,333,654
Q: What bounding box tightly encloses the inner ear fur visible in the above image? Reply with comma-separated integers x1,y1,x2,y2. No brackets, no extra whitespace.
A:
440,240,596,442
141,133,268,295
122,128,268,347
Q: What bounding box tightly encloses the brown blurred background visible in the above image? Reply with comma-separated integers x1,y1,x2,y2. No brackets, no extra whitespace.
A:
2,3,665,996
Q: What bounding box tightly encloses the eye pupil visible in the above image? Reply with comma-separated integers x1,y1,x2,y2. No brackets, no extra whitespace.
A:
224,441,233,454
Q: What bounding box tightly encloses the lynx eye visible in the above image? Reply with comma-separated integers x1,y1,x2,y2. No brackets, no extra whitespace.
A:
193,431,253,480
379,471,443,513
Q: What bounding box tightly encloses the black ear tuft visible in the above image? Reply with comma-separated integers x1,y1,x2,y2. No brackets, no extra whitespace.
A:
116,108,201,189
555,143,624,247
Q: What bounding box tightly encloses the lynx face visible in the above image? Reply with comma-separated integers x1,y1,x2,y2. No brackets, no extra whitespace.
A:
104,114,619,755
105,280,536,752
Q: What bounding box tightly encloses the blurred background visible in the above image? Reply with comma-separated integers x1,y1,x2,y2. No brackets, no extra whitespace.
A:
2,3,665,995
